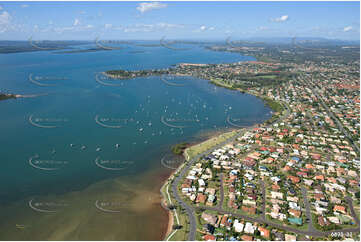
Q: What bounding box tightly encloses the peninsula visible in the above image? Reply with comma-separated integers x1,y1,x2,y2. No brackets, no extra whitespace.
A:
156,42,360,241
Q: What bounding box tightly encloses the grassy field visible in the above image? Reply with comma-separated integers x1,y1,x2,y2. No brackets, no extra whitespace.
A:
168,206,190,241
161,182,191,241
184,130,238,160
210,78,234,89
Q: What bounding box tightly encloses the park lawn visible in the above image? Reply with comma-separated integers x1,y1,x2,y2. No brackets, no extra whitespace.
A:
185,130,238,160
168,205,190,241
249,74,277,79
210,78,233,88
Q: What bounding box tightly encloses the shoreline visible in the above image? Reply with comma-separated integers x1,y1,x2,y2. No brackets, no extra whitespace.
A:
160,128,237,240
159,66,284,240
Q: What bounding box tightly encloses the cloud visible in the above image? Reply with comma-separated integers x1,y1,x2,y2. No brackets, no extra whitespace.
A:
136,2,167,13
343,26,353,32
104,23,112,29
0,6,3,11
0,11,11,32
194,25,215,32
73,18,80,26
0,11,10,25
271,15,289,22
21,4,29,8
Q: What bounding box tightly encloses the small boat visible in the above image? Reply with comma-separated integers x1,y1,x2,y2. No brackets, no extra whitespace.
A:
139,128,143,132
115,144,120,148
148,122,152,126
81,145,86,150
70,144,74,147
96,147,101,152
51,149,56,154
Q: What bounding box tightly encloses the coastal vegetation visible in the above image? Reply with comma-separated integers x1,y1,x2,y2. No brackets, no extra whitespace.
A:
171,142,190,155
263,97,284,113
0,93,16,101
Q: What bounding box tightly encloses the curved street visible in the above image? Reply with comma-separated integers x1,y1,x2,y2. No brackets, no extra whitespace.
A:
169,100,359,240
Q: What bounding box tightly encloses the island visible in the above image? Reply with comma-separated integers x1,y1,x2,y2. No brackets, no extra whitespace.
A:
0,93,17,101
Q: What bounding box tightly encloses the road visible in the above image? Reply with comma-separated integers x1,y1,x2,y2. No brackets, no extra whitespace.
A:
169,100,361,240
260,180,266,220
200,205,360,238
171,156,198,240
304,78,359,154
301,187,316,233
170,101,291,240
217,173,224,210
171,128,251,240
346,196,360,226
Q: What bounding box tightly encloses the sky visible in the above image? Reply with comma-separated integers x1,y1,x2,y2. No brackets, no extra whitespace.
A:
0,1,359,41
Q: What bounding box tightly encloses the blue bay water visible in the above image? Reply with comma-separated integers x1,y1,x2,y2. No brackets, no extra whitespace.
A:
0,43,271,240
